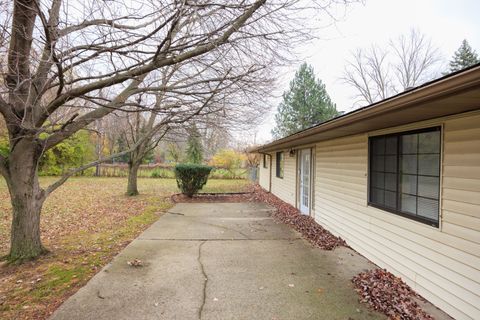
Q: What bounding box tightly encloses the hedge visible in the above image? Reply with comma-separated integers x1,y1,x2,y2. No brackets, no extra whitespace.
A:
174,164,213,197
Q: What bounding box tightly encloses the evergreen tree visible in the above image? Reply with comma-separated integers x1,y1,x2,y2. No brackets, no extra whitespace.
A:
449,40,479,73
114,135,130,163
272,63,338,139
185,125,204,164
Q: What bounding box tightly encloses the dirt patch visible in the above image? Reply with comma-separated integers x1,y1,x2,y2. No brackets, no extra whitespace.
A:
352,269,434,320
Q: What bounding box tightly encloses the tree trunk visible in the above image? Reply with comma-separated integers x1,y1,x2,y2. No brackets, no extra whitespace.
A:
126,161,141,196
6,138,47,262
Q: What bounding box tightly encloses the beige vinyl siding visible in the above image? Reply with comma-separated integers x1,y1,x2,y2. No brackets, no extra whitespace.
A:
271,150,296,206
312,115,480,320
443,115,480,247
259,154,271,191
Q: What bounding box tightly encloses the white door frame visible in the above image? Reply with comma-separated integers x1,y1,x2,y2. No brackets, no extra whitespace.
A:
298,148,312,215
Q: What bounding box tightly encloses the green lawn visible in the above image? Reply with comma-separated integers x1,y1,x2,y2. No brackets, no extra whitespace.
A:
0,177,251,320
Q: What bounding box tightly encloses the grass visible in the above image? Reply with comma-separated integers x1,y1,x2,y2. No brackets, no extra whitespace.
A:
80,165,249,179
0,177,251,319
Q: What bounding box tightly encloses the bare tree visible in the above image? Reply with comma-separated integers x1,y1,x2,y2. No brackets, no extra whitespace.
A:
342,29,442,105
119,54,273,196
201,125,231,160
122,109,170,196
0,0,352,262
391,29,442,89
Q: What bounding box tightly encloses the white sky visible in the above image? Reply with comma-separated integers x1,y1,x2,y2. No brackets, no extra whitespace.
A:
253,0,480,143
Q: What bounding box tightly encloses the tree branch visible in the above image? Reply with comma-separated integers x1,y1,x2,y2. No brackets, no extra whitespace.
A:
5,0,37,113
44,0,266,116
43,74,148,150
58,15,159,38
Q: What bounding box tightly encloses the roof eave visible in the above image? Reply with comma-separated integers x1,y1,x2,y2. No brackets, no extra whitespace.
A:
254,65,480,153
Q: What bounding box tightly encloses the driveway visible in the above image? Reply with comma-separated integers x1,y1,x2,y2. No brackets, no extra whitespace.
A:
50,202,385,320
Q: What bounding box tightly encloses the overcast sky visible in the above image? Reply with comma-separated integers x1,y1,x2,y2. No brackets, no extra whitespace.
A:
253,0,480,143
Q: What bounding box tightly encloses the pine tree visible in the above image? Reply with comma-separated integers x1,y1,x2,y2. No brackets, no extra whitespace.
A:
449,40,479,73
272,63,338,139
185,125,204,164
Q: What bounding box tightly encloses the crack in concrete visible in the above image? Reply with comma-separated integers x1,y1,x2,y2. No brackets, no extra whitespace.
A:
167,211,185,216
248,221,268,233
197,221,251,239
96,290,105,299
197,241,207,320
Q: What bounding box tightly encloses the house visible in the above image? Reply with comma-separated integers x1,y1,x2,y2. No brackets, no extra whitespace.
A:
255,64,480,320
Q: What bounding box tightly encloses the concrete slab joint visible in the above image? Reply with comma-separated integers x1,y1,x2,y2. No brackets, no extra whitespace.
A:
49,202,450,320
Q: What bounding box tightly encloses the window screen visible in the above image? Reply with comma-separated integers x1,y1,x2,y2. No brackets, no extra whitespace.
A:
263,154,268,168
369,127,441,227
276,152,284,178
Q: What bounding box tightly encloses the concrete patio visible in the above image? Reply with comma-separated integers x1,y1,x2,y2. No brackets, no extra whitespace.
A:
50,202,386,320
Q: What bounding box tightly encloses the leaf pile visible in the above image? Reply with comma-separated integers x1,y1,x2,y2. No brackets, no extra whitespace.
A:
352,269,434,320
248,185,346,250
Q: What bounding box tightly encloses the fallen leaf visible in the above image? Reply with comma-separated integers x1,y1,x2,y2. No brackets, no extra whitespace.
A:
248,185,346,250
352,269,434,320
127,259,143,267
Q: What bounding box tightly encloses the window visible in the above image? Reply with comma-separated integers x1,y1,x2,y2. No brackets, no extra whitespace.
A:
276,152,284,178
263,154,268,168
369,127,441,227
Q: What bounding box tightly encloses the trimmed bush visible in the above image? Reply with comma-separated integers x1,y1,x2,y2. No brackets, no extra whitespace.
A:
174,164,213,197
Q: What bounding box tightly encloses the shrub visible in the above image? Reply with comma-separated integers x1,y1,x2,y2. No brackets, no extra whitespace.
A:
209,149,246,178
39,130,96,176
174,164,213,197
